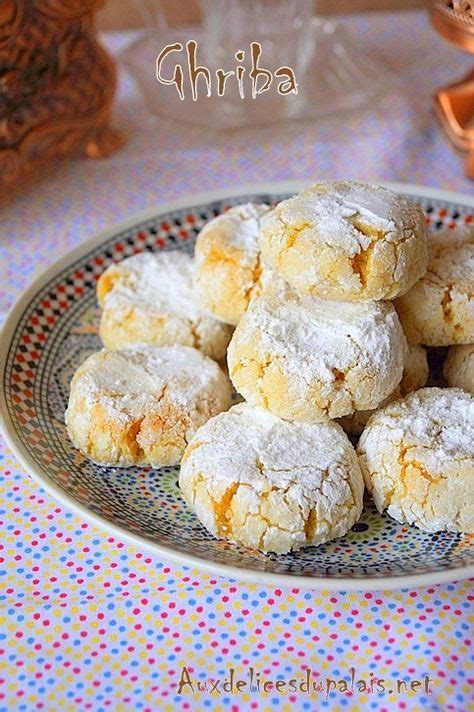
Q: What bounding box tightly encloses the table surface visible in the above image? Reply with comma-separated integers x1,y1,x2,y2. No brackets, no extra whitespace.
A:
1,12,473,712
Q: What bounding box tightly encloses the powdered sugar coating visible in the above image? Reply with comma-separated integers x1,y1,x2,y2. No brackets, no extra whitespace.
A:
194,202,272,326
65,345,232,467
338,344,428,436
179,402,364,553
259,181,427,301
430,224,474,249
395,226,474,346
357,387,474,533
97,251,232,359
227,281,407,422
200,202,270,253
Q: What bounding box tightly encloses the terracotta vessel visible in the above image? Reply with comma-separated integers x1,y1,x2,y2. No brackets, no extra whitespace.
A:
429,1,474,179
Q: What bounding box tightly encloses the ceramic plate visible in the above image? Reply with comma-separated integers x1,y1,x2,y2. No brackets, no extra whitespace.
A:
1,181,473,590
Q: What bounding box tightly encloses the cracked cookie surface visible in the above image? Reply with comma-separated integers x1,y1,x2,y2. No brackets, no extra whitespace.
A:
65,345,232,467
443,344,474,393
338,344,428,436
194,202,272,326
227,281,407,422
357,387,474,533
179,403,364,553
97,251,233,360
395,226,474,346
259,181,427,301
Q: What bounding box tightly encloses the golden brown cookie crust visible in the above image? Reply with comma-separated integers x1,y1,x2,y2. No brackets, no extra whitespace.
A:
194,202,272,326
443,344,474,393
66,345,231,467
97,251,233,360
357,388,474,533
259,181,427,301
227,281,407,422
395,227,474,346
179,403,364,553
338,344,429,435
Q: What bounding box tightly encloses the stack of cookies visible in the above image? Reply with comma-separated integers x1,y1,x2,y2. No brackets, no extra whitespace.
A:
181,182,473,552
65,251,234,469
66,181,474,554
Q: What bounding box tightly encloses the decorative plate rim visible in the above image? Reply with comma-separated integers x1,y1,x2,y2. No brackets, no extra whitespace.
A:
1,180,474,591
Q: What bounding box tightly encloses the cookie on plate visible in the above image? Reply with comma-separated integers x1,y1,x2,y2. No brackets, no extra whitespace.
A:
65,345,232,467
194,202,272,325
357,388,474,533
338,344,428,436
227,281,407,422
443,344,473,393
395,226,473,346
179,403,364,553
97,251,233,360
259,181,427,301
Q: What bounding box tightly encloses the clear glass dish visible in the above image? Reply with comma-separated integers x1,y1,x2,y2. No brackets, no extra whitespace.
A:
122,0,397,130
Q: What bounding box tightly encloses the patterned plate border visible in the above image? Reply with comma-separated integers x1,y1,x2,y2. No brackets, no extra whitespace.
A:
1,181,473,591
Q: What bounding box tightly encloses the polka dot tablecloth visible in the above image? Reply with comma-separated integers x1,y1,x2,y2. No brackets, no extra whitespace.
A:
1,12,473,712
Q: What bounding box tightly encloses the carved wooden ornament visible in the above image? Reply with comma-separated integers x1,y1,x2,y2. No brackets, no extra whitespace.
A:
0,0,123,186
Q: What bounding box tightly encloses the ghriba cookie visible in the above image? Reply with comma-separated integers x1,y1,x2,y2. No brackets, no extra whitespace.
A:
338,344,428,436
259,181,427,301
65,345,232,467
179,403,364,553
194,202,272,325
395,226,473,346
357,388,474,533
227,281,407,422
97,251,233,360
443,344,474,393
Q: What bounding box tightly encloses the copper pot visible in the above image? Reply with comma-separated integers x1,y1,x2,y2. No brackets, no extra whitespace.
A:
429,1,474,179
